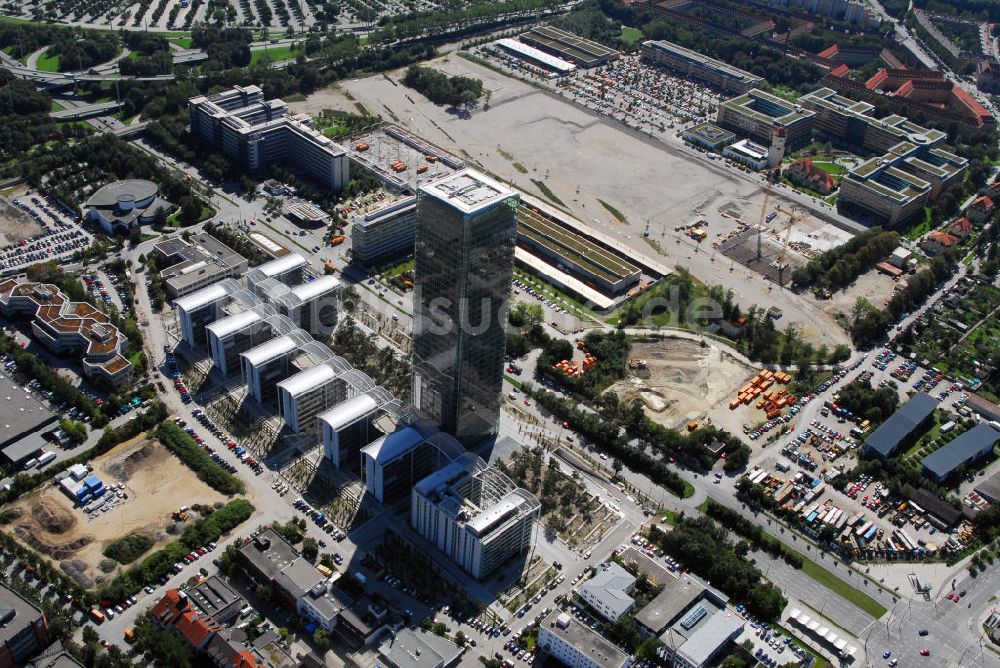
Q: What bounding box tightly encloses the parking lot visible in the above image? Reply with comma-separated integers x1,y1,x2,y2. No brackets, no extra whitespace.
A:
2,193,92,273
739,340,990,564
474,48,720,143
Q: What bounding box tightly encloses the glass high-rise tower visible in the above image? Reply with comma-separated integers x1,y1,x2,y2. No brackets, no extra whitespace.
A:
411,169,519,447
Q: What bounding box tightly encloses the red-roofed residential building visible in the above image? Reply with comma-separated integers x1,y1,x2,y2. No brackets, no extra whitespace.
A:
864,69,889,90
817,45,838,59
829,64,850,78
949,217,973,239
921,231,959,255
968,195,995,224
175,610,222,651
785,158,838,195
151,590,192,627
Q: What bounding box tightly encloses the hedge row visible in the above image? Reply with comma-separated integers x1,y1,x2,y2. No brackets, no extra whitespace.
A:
154,421,244,495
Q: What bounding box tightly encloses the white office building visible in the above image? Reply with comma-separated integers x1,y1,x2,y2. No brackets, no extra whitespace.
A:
189,87,349,192
579,563,636,622
272,274,342,335
360,424,463,504
246,253,308,292
538,611,629,668
206,305,277,377
277,358,369,434
411,453,540,579
351,196,418,265
321,392,385,471
240,330,311,409
174,279,241,350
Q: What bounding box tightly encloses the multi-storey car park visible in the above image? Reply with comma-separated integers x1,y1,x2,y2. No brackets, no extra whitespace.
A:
341,124,465,194
519,25,619,69
513,193,669,312
493,38,578,77
640,40,765,95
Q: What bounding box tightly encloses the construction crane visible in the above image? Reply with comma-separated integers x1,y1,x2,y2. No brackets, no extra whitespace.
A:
756,180,772,261
777,212,796,285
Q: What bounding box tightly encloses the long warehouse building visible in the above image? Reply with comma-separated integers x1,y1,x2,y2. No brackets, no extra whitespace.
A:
641,40,764,94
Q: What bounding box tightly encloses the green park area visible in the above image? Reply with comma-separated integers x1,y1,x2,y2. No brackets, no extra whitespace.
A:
250,45,299,66
36,52,61,72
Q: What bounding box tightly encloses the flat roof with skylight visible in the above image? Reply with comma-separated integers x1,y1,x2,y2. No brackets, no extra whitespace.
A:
419,169,517,215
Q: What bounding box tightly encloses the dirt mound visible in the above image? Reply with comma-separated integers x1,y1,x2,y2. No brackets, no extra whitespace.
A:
30,499,76,534
15,524,91,560
103,439,156,481
60,559,94,589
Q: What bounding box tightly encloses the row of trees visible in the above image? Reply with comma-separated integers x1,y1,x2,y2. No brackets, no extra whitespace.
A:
99,499,254,602
155,421,245,495
526,385,692,497
704,499,804,568
791,229,900,290
594,390,750,472
649,514,788,620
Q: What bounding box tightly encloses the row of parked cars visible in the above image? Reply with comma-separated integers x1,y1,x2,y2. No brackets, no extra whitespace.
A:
292,498,346,539
169,542,219,575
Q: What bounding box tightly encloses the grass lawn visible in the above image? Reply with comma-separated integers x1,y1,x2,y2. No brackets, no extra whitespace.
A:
378,257,415,280
35,52,61,73
167,205,215,227
770,84,800,102
530,179,565,207
620,26,643,46
169,37,194,48
50,99,65,112
799,557,887,619
810,160,847,175
905,208,934,241
250,45,299,65
597,198,627,222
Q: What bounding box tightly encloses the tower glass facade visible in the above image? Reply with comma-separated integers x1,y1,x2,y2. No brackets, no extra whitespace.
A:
411,170,519,447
